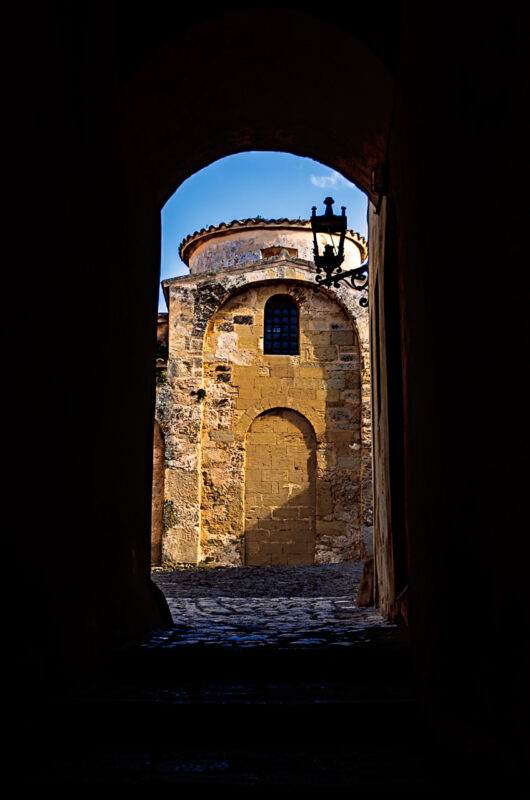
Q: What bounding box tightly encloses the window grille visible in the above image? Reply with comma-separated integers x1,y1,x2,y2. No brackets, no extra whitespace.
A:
264,295,299,355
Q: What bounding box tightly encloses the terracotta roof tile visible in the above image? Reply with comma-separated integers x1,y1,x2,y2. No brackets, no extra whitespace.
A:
179,217,368,265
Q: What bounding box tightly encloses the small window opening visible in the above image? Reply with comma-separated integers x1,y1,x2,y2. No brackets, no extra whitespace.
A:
264,294,299,355
261,246,298,259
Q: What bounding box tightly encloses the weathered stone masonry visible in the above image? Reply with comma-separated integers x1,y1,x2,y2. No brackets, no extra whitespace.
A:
152,219,372,566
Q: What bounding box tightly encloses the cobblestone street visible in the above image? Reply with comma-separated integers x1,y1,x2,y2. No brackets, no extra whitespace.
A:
149,563,396,649
24,564,420,786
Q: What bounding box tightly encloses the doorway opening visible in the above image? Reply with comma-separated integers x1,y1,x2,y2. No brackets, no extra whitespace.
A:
149,151,383,646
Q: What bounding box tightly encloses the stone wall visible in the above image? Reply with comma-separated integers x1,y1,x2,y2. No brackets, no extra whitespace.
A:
151,420,165,564
201,278,363,564
180,221,367,276
154,257,371,566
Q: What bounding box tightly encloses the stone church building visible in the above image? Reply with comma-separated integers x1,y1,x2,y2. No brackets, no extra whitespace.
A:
151,217,372,567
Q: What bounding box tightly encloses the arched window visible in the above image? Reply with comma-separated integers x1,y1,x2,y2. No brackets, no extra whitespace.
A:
264,294,299,355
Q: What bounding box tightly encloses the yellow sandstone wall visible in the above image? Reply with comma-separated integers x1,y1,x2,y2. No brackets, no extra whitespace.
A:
154,254,371,567
245,408,317,566
200,280,363,564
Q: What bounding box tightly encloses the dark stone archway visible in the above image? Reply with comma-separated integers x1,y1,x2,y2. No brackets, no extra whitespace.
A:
8,3,530,782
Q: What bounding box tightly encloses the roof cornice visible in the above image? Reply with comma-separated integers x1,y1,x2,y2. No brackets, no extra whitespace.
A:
179,217,368,265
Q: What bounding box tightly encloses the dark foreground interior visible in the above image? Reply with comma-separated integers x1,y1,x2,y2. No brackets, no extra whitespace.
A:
8,2,529,787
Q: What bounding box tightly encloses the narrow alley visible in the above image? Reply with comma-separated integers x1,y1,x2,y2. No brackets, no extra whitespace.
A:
24,564,440,787
149,563,394,649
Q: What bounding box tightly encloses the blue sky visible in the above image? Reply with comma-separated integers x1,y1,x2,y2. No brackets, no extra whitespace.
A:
159,151,367,311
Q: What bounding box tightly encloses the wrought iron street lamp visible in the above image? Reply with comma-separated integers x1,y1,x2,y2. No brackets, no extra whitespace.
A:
311,197,369,307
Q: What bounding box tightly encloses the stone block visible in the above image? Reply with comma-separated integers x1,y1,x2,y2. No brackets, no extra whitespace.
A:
238,336,259,349
210,430,234,442
306,320,331,331
244,468,262,485
287,522,314,536
317,446,336,469
317,484,333,515
253,506,272,519
315,389,339,404
317,520,348,537
287,553,314,565
323,430,354,443
291,389,317,404
246,549,271,566
331,330,355,345
306,331,331,345
299,366,324,378
245,528,271,542
271,507,300,519
338,456,358,469
162,528,200,564
325,377,345,390
313,345,338,361
249,432,277,445
251,443,273,460
256,493,276,507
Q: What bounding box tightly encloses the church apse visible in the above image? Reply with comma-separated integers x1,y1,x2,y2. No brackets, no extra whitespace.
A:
153,218,371,566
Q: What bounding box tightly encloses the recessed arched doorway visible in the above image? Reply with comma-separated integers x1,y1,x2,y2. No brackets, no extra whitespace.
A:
245,408,316,566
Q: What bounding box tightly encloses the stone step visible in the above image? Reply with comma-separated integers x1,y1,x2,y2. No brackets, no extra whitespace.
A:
25,690,428,786
21,629,431,787
107,632,413,686
47,645,419,751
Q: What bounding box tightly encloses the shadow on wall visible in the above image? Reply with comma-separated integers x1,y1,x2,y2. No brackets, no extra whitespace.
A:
243,408,373,600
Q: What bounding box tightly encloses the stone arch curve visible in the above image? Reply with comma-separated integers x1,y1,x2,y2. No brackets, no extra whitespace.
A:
246,405,317,435
119,6,388,574
235,400,326,445
120,5,391,571
122,9,394,211
189,271,366,350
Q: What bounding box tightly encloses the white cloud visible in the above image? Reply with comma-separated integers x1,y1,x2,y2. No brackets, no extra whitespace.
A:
310,170,355,190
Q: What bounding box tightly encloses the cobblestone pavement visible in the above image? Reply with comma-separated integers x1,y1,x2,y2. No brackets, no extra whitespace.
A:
23,565,417,786
149,564,396,649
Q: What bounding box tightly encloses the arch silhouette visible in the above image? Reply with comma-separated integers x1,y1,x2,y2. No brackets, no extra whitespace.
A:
200,275,364,356
13,5,530,772
122,9,394,210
